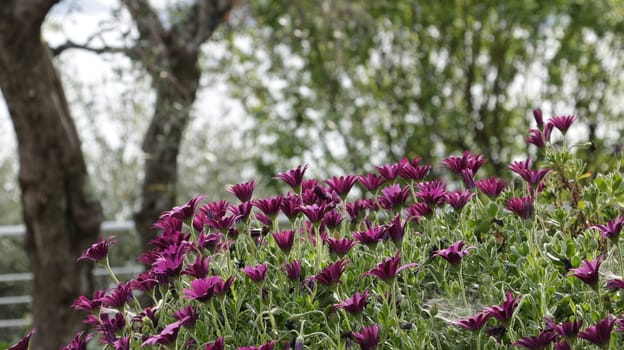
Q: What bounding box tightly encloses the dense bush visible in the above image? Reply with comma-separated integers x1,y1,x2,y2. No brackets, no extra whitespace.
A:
11,112,624,349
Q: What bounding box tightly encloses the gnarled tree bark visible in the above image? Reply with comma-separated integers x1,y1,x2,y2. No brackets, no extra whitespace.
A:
0,1,103,349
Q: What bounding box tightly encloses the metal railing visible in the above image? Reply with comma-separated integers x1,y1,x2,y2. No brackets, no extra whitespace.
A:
0,221,141,329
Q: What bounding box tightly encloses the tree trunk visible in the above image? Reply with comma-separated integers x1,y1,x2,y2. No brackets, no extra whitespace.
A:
134,57,201,248
0,2,103,349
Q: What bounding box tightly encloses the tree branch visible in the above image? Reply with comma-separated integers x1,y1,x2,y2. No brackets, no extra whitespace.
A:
50,40,131,56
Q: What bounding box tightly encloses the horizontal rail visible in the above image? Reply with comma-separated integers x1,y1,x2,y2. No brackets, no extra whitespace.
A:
0,318,29,328
0,295,31,305
0,220,135,237
0,265,144,284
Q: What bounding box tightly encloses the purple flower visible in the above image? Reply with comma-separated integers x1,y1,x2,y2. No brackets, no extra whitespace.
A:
351,324,379,350
299,203,332,224
61,331,94,350
386,215,405,245
275,165,308,191
450,312,491,331
152,216,183,236
237,340,277,350
272,230,295,253
8,328,36,350
174,305,199,328
442,151,487,175
405,202,432,222
333,291,369,315
591,216,624,242
569,255,603,289
361,252,418,283
324,237,357,257
243,264,269,283
358,173,387,192
183,276,234,301
533,108,544,129
205,337,225,350
325,175,359,198
606,278,624,291
254,195,284,218
112,336,130,350
280,193,302,221
475,177,507,198
545,318,582,338
512,330,557,349
160,195,206,221
78,235,118,262
578,315,615,347
197,232,224,252
284,260,302,281
508,159,550,186
484,291,520,323
434,240,475,265
548,115,576,134
399,158,431,180
375,162,403,181
229,202,253,221
416,180,447,206
377,184,410,210
99,282,133,309
527,129,546,148
228,180,256,202
322,209,343,229
313,259,348,286
444,190,476,210
553,341,571,350
182,255,211,279
352,225,387,247
152,242,193,279
346,199,369,221
505,196,535,220
142,317,189,346
72,289,105,311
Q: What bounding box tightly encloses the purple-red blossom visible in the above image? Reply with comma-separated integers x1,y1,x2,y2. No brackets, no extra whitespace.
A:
591,216,624,242
174,305,199,329
228,180,256,202
61,331,94,350
205,337,225,350
377,184,410,210
299,203,332,223
254,195,284,218
8,328,36,350
351,324,380,350
450,312,491,331
99,282,133,309
444,190,476,210
405,202,432,222
361,252,418,283
475,177,507,198
152,242,193,279
242,264,269,283
578,315,615,347
325,175,358,198
527,129,546,148
548,115,576,134
280,193,302,221
272,230,295,253
545,318,582,338
183,276,234,301
237,340,277,350
386,215,405,244
533,108,544,129
606,278,624,291
416,180,447,206
484,291,520,323
313,259,348,286
160,195,206,221
197,232,224,252
142,317,189,346
182,255,211,279
284,260,302,281
72,289,105,311
506,196,535,220
333,291,369,315
324,237,357,257
553,341,571,350
569,255,603,288
434,240,475,265
322,209,343,229
399,157,431,180
352,225,387,246
78,235,118,262
512,330,557,349
375,162,403,181
358,173,387,192
274,165,308,190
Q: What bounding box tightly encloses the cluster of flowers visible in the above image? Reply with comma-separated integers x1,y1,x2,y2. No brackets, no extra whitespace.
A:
9,111,624,349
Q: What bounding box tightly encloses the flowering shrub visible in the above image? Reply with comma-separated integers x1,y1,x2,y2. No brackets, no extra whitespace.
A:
12,111,624,349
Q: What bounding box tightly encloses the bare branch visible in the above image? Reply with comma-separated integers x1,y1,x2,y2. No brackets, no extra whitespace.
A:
120,0,166,46
50,40,130,56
